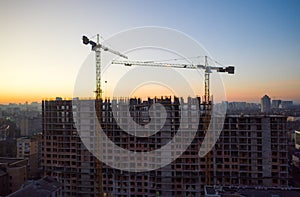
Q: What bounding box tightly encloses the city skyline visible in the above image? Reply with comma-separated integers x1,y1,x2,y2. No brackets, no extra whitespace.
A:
0,0,300,104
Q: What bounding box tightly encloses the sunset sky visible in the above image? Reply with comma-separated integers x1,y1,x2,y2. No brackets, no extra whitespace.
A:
0,0,299,104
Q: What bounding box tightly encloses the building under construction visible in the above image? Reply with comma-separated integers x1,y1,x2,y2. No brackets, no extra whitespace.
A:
42,97,288,197
42,99,99,196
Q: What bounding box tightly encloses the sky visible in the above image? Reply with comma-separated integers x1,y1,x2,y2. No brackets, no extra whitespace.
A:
0,0,299,104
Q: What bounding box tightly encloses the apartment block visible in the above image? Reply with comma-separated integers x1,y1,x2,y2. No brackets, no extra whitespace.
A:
42,99,99,197
17,135,41,179
214,115,288,187
42,98,288,197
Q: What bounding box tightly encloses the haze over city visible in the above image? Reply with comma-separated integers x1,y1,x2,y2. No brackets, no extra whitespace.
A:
0,0,299,104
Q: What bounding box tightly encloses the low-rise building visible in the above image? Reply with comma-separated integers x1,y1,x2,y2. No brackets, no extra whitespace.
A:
17,135,42,179
7,176,62,197
0,157,27,195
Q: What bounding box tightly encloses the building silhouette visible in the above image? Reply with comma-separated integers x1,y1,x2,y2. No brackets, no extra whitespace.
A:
272,100,281,109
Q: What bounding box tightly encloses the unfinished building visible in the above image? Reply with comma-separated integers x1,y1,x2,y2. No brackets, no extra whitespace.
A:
42,97,288,197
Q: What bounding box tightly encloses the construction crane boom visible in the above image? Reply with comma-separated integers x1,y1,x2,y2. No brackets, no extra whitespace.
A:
101,45,128,59
113,60,204,69
112,56,235,186
112,59,234,73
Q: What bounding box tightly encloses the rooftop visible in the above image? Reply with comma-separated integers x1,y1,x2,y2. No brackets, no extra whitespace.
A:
0,157,23,165
8,176,62,197
0,168,7,176
205,186,300,197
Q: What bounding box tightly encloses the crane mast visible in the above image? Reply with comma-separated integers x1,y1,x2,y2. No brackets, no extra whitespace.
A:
95,35,102,100
203,56,212,185
204,56,210,105
82,34,127,197
112,57,234,186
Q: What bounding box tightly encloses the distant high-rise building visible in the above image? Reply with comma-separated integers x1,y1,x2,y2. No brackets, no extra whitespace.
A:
272,99,281,109
280,101,294,109
18,115,42,136
42,98,289,196
261,95,271,113
295,130,300,150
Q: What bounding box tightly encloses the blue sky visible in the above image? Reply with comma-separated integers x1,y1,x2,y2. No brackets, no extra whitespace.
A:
0,0,299,103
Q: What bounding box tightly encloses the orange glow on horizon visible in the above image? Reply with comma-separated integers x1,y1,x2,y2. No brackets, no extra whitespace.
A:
1,79,299,104
0,93,73,104
1,93,299,105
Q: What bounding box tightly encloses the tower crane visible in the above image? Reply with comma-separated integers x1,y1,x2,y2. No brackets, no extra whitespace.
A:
82,34,127,197
82,34,128,100
112,56,234,186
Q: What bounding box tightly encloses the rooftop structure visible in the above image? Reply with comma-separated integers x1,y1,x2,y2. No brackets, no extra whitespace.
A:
17,135,42,179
